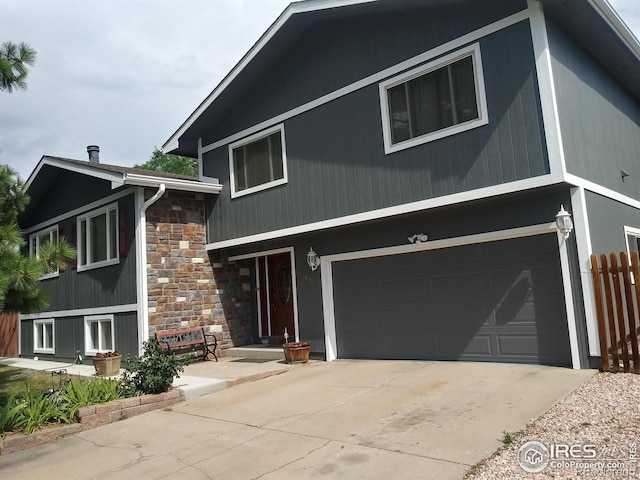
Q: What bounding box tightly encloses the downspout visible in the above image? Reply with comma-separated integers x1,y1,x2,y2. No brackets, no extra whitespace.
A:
135,184,166,355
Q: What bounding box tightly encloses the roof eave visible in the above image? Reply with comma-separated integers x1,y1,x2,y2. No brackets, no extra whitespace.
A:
120,173,223,194
589,0,640,62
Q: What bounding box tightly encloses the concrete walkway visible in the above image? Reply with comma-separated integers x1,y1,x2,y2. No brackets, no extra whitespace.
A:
0,354,301,400
0,360,595,480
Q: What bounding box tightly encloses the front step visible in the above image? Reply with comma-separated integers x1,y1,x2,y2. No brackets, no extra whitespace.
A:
226,345,284,360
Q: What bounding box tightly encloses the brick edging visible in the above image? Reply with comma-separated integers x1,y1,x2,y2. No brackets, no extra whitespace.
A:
0,389,185,456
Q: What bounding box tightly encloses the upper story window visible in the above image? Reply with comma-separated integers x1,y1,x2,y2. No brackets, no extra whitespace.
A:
229,124,288,198
380,44,488,154
29,225,60,279
77,203,119,271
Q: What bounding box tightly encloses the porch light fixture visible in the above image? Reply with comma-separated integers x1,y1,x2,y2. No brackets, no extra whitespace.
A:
555,205,573,239
307,248,320,271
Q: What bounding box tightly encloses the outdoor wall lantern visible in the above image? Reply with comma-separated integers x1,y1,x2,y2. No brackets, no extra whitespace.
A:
307,248,320,271
555,205,574,239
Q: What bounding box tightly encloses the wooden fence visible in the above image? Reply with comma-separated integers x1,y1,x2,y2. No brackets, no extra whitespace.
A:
590,252,640,373
0,312,19,358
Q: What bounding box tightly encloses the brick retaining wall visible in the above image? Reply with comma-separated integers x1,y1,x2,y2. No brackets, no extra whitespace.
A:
0,389,184,456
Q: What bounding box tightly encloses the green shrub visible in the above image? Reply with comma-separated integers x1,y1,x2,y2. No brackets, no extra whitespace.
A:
122,338,184,395
59,378,131,419
20,391,71,434
0,394,26,437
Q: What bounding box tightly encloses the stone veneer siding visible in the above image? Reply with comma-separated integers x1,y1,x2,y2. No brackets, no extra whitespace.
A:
145,190,253,355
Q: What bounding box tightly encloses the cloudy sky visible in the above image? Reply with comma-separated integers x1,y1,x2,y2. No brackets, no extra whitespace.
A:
1,0,639,181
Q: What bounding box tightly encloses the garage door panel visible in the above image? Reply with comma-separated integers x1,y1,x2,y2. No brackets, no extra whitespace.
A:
332,234,571,366
437,333,493,357
431,272,487,297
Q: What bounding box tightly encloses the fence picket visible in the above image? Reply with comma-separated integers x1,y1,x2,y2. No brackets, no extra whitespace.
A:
620,252,635,373
590,254,609,372
600,254,619,372
629,252,640,373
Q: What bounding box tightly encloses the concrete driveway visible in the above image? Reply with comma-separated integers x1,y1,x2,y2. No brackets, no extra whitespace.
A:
0,360,594,479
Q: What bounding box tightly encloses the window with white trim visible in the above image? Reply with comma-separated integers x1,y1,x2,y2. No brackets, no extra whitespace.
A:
34,319,55,354
625,226,640,259
77,203,119,271
85,315,114,355
229,125,288,198
29,225,60,279
380,44,488,154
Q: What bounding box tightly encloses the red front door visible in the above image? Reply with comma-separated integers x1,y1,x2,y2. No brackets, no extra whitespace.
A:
266,253,295,341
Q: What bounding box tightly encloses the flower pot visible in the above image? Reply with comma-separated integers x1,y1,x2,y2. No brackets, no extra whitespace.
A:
282,342,310,364
93,354,122,377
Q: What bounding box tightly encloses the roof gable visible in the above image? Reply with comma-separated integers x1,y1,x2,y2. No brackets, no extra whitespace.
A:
162,0,640,158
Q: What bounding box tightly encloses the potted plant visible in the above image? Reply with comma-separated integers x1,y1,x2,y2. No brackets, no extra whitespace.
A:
282,341,311,363
93,351,122,377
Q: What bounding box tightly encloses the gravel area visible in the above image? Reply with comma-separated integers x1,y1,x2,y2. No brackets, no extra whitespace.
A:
465,372,640,480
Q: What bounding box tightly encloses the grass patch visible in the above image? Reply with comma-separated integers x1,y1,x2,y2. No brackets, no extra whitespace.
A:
0,366,69,402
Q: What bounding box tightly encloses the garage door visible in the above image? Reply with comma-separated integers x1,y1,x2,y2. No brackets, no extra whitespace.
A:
332,234,571,366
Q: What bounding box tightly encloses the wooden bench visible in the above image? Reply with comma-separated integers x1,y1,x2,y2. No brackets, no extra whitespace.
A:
155,327,218,362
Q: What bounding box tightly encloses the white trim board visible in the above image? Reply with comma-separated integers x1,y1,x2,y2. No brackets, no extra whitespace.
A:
207,175,554,250
199,9,531,155
20,304,138,321
528,0,567,183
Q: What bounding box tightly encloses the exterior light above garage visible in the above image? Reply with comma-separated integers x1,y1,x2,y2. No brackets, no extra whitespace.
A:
307,248,320,271
555,205,574,239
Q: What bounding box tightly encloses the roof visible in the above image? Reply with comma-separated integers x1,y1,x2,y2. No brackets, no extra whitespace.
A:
26,156,223,194
162,0,640,158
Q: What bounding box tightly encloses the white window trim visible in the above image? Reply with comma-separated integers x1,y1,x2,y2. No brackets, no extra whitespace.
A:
624,226,640,260
379,43,489,155
29,225,60,280
84,314,115,356
228,124,288,199
77,202,119,272
33,319,55,354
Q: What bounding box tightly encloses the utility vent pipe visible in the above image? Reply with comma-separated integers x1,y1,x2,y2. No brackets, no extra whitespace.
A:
87,145,100,163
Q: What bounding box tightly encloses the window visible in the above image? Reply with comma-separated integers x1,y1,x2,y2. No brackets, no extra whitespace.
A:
77,203,119,270
34,319,55,354
229,125,288,198
380,44,488,154
625,226,640,259
29,225,60,278
85,315,114,355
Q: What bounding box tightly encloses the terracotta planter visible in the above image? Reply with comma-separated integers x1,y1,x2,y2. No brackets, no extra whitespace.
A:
282,342,310,364
93,354,122,377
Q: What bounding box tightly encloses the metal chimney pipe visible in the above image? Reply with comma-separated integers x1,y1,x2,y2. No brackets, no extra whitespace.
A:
87,145,100,163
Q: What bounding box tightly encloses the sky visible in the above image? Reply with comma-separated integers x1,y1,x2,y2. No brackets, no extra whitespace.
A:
0,0,639,182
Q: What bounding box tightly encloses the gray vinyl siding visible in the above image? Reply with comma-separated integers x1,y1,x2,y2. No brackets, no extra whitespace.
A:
221,188,582,357
202,0,527,145
205,20,548,242
548,20,640,200
584,190,640,255
21,169,121,227
36,193,138,311
20,313,139,362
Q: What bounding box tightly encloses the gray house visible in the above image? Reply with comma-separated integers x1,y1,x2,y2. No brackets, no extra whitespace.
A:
161,0,640,369
18,150,231,363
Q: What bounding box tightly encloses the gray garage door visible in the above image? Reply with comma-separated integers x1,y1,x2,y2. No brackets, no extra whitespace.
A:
332,234,571,366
